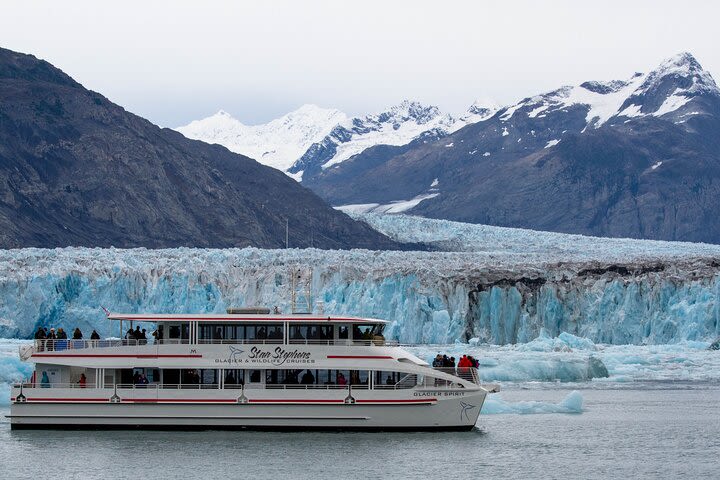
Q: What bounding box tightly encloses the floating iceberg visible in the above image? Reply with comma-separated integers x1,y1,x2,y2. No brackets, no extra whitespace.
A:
481,391,583,414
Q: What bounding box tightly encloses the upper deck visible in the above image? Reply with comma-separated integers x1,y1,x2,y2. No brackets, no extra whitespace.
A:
107,312,389,324
24,311,395,360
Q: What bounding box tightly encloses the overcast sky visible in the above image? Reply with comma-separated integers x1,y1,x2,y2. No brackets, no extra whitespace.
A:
2,0,719,127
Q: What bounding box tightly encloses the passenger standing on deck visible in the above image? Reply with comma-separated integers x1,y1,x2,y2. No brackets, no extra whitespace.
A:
47,328,56,351
458,355,472,380
34,327,46,351
40,371,50,388
73,328,83,340
90,329,100,347
78,373,87,388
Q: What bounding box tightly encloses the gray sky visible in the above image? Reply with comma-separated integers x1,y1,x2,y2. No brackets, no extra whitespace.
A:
2,0,719,127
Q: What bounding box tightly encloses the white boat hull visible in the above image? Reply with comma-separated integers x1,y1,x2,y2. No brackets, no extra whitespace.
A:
9,388,487,431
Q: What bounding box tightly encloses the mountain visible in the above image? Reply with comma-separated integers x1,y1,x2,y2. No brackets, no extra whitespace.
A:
177,100,496,180
0,47,400,250
306,53,720,243
176,105,346,175
287,100,495,179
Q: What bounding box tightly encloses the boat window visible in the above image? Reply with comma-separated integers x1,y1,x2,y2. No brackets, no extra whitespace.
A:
289,324,333,344
119,368,134,385
352,324,384,342
316,369,334,385
197,324,283,343
248,369,262,383
163,369,180,386
374,371,416,389
201,369,218,388
169,326,180,339
223,369,244,387
266,369,280,385
338,325,349,339
350,370,368,385
181,369,201,386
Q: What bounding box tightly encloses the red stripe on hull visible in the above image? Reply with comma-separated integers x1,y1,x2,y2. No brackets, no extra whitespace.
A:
356,398,436,403
27,398,110,402
129,399,237,403
19,398,436,404
326,355,393,359
31,354,202,359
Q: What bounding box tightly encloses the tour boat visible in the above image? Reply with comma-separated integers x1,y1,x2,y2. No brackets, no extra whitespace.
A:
8,308,497,430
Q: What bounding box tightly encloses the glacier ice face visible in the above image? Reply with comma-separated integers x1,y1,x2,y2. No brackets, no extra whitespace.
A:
0,340,34,406
1,215,720,345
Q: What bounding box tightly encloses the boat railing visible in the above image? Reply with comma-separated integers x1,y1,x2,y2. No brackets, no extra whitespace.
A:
30,338,399,351
14,382,372,391
424,367,481,386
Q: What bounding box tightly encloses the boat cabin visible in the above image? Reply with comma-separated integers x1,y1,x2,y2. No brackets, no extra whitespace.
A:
108,309,389,346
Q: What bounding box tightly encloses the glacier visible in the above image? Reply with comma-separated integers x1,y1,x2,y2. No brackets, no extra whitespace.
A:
0,213,719,346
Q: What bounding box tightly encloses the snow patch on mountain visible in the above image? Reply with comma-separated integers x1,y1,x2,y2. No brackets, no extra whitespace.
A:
318,101,459,170
176,105,346,171
335,193,440,215
653,91,692,117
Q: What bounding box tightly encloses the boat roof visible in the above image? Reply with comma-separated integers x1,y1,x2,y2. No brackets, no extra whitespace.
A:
107,313,389,324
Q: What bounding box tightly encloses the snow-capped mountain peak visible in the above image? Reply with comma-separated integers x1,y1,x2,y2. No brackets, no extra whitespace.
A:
640,52,718,94
497,52,718,129
176,105,346,172
459,100,498,123
288,100,463,174
176,52,717,186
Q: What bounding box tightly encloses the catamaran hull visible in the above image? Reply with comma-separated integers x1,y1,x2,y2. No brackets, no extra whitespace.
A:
9,391,487,431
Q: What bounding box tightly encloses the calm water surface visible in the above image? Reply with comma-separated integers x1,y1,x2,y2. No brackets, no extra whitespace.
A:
1,387,718,480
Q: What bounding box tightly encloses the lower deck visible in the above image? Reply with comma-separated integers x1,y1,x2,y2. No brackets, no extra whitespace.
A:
9,366,488,430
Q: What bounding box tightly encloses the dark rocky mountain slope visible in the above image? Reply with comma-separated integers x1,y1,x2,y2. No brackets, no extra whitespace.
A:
303,53,720,243
0,47,400,249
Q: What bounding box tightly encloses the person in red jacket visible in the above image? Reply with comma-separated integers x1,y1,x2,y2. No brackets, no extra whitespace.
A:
457,355,472,380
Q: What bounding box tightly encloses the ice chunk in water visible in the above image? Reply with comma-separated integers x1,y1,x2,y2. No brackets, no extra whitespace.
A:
481,391,583,414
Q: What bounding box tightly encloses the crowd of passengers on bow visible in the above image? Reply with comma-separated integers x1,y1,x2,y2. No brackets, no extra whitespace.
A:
33,326,101,350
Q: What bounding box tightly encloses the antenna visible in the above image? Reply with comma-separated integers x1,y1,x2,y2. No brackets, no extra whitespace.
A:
285,218,289,249
289,266,312,314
